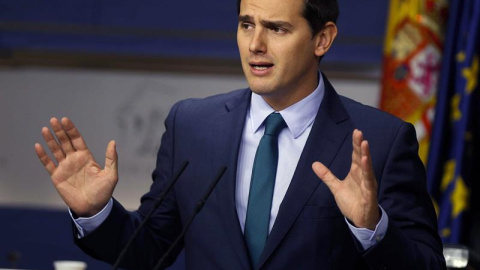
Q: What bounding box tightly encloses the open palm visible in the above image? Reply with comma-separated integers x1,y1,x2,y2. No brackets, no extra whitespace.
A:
312,129,380,230
35,117,118,217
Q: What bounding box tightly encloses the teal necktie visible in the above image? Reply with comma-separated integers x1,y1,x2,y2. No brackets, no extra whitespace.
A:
244,112,286,265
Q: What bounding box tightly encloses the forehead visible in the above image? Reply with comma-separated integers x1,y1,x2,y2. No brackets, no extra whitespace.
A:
239,0,304,20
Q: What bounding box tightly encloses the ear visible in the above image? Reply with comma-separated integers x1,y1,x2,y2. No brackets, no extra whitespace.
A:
314,22,338,57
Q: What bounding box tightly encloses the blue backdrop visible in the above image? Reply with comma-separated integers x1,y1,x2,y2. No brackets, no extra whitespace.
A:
0,0,389,64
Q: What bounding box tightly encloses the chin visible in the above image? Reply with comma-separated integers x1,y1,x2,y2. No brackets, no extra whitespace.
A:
249,86,275,96
246,80,276,95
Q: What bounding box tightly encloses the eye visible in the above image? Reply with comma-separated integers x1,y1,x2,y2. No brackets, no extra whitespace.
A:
241,22,253,30
271,27,286,34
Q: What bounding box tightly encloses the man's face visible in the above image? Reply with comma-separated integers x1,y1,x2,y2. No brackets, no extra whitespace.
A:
237,0,323,110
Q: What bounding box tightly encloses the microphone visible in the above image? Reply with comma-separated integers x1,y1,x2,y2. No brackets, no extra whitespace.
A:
112,160,189,270
153,166,227,270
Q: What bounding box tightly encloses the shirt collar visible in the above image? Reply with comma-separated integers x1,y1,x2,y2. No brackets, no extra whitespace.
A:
249,72,325,139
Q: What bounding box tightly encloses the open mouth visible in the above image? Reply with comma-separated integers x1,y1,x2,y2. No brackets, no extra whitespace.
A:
250,63,274,70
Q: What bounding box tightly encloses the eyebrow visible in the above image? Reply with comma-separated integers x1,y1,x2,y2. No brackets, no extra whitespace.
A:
238,15,253,23
261,20,293,30
238,15,294,29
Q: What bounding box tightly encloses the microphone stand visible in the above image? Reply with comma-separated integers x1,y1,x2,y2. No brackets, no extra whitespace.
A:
112,160,189,270
153,166,227,270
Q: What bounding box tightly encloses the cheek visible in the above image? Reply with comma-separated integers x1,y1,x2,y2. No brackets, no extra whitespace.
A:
275,38,311,61
237,43,250,67
276,48,303,72
287,43,316,67
237,35,248,55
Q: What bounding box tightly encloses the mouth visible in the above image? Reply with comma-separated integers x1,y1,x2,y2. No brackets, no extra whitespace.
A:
249,62,274,74
250,63,274,69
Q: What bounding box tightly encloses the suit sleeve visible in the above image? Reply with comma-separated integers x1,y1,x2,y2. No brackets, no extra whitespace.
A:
362,122,446,269
74,101,184,270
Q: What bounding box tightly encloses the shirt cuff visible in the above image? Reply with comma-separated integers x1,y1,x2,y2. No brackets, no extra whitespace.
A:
69,198,113,238
345,205,389,251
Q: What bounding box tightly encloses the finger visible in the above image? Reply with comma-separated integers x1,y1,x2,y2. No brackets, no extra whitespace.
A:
360,140,377,192
351,129,363,166
41,126,66,163
104,140,118,179
61,117,88,151
50,117,75,154
34,143,57,175
312,161,339,192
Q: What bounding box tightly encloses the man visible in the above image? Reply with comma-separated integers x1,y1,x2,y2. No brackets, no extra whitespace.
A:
35,0,446,269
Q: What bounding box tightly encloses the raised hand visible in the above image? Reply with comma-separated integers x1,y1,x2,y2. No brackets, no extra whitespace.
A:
35,117,118,217
312,129,380,230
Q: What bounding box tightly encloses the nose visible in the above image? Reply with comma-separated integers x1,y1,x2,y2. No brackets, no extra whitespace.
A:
249,28,266,54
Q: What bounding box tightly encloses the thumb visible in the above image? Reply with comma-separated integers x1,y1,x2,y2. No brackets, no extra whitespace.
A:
105,140,118,177
312,161,339,192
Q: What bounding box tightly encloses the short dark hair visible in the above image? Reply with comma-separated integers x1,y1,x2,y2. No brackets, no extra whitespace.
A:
236,0,339,36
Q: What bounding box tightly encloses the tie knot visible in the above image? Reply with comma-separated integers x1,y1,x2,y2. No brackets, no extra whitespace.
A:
264,113,286,137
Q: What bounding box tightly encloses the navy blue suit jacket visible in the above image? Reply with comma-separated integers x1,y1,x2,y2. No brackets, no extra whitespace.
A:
76,77,446,269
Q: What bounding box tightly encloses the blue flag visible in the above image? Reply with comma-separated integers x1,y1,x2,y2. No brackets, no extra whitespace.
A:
426,0,480,243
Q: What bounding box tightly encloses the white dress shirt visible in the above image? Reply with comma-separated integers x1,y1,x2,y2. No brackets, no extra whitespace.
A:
235,76,324,233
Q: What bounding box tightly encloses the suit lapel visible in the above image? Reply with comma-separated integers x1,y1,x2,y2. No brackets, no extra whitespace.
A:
211,89,252,270
256,78,353,269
